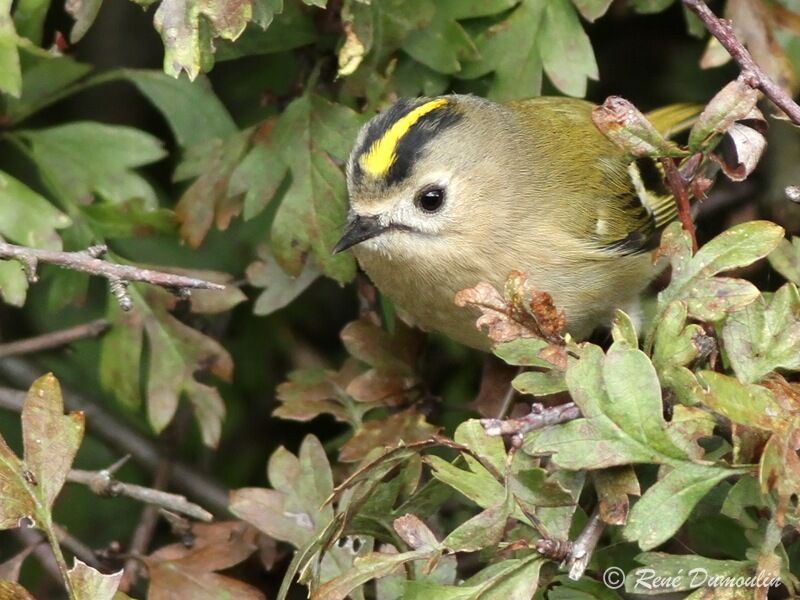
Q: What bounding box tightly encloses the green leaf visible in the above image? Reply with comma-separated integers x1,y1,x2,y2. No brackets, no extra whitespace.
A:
527,343,687,468
229,124,286,220
624,463,735,550
269,95,364,283
722,284,800,383
657,221,784,322
2,54,92,124
571,0,614,22
688,79,759,151
215,1,316,60
425,455,505,510
80,199,176,239
453,419,507,476
67,559,122,600
153,0,252,79
12,0,49,44
631,0,674,13
697,371,784,431
442,498,511,553
611,309,639,348
768,237,800,284
0,0,21,97
66,0,103,42
118,70,237,147
493,338,559,369
402,2,480,74
511,369,567,396
0,171,71,248
548,575,623,599
18,122,166,207
458,0,546,101
539,0,598,97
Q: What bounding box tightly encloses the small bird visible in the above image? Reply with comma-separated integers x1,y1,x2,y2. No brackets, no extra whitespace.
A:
334,95,693,350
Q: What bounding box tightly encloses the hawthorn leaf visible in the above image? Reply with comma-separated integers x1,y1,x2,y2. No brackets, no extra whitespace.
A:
624,463,736,550
393,513,439,551
572,0,614,21
144,522,262,600
339,408,438,463
722,284,800,384
539,0,598,97
65,0,103,42
18,122,166,207
269,95,363,283
592,96,685,158
442,497,511,553
512,369,568,396
527,343,687,468
153,0,252,80
175,130,251,248
593,466,640,525
118,69,237,147
688,79,760,151
425,455,505,511
404,555,543,600
402,1,480,74
458,0,546,101
0,375,83,530
611,309,639,347
0,0,21,97
0,171,71,249
68,560,123,600
627,553,751,594
230,435,334,547
228,124,287,220
246,245,318,316
548,575,622,599
454,419,507,476
657,221,784,321
698,371,784,431
274,365,359,424
768,237,800,285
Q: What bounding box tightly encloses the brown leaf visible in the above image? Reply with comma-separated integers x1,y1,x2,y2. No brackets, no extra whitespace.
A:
145,522,263,600
593,466,640,526
68,559,122,600
711,114,768,182
345,369,414,404
339,409,439,463
392,514,439,551
0,581,35,599
455,270,566,345
340,317,421,375
21,374,84,511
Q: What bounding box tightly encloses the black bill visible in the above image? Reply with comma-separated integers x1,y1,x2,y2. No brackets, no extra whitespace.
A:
333,214,386,254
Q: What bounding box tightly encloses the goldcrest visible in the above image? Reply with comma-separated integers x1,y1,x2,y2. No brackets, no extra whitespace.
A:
335,95,691,350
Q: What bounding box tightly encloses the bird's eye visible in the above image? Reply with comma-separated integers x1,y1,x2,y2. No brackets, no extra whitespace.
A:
414,186,446,213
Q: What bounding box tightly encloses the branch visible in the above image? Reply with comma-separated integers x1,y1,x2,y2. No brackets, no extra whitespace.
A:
661,157,698,252
0,358,230,515
67,464,213,522
0,242,225,311
0,319,110,359
535,507,606,580
480,401,581,445
683,0,800,126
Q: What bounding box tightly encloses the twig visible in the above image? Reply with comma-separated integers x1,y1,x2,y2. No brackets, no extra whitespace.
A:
52,523,103,570
119,462,173,593
0,358,229,515
14,527,62,585
0,242,225,311
481,402,581,445
0,319,110,359
661,158,699,252
535,507,606,580
566,507,605,580
66,467,212,522
683,0,800,126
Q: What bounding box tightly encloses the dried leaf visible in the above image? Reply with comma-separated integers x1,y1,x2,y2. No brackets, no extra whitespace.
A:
339,409,439,463
593,466,640,526
688,79,760,151
393,514,439,551
711,119,768,182
592,96,687,158
68,559,122,600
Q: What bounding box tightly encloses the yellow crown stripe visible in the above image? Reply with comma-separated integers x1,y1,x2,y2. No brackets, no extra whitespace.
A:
360,98,449,178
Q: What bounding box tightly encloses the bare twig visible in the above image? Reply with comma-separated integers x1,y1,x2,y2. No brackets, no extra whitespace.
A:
566,507,606,580
535,507,606,580
66,467,212,522
661,157,699,252
0,358,229,515
0,319,110,359
119,462,173,592
683,0,800,126
52,524,103,570
481,401,581,444
0,242,225,311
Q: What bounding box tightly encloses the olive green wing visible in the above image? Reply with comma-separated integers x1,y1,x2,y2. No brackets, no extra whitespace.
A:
509,97,700,255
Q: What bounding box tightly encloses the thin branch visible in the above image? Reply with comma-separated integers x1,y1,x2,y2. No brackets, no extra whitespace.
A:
13,528,62,585
52,523,103,570
0,242,225,311
481,401,581,445
0,358,229,515
120,462,172,593
661,157,698,252
683,0,800,126
566,507,606,580
0,319,110,359
66,466,212,522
